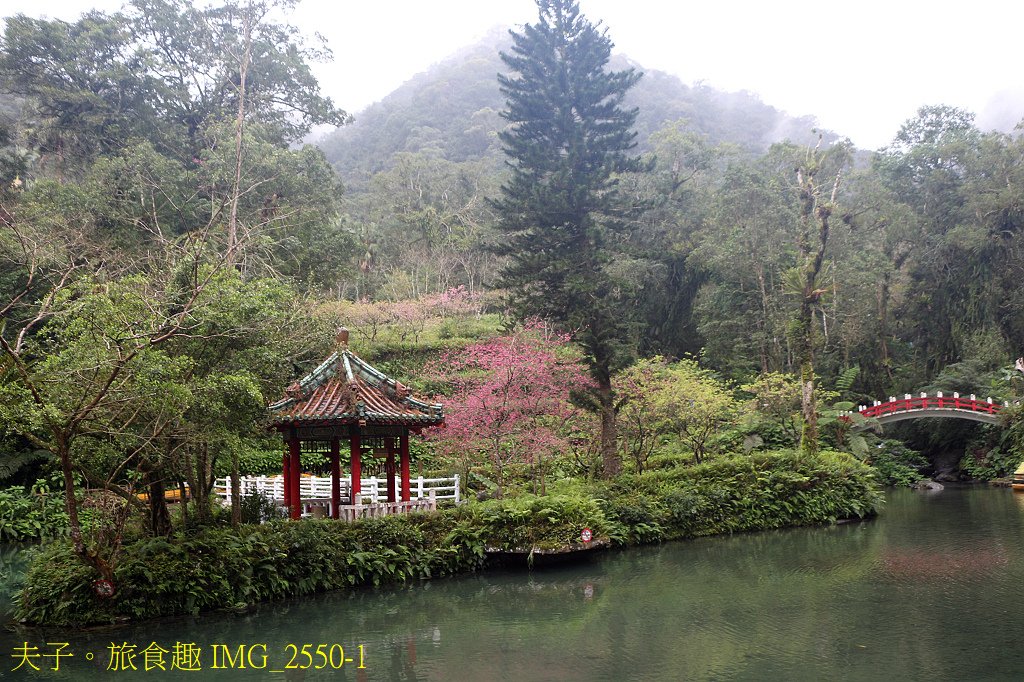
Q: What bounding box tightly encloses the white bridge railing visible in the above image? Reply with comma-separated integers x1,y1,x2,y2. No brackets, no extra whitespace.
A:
213,474,460,507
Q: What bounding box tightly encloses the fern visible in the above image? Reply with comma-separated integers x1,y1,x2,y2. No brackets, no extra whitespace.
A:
0,450,50,482
834,365,860,394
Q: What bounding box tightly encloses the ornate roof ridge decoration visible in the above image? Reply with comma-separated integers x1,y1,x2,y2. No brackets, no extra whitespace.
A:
268,347,443,428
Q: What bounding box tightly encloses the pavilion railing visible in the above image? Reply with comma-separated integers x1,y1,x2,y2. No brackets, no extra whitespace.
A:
213,474,461,508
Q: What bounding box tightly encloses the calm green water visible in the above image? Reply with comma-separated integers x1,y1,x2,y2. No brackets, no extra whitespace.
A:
3,487,1024,680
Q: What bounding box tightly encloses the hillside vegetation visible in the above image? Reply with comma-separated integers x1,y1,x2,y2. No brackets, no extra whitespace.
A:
318,29,833,187
0,0,1022,626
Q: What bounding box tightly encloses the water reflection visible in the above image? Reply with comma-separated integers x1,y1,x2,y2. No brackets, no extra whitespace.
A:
2,488,1024,680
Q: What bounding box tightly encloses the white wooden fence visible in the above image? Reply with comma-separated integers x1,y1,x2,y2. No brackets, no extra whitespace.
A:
213,474,460,508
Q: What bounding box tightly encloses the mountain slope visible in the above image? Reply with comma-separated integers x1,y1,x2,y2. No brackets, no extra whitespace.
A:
318,28,836,186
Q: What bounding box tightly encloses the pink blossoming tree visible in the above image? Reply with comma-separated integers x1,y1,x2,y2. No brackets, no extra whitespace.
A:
427,323,593,497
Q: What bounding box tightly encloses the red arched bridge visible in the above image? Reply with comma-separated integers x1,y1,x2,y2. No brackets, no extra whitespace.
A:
840,392,1012,427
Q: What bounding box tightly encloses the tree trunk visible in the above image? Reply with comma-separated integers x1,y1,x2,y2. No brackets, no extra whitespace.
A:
877,248,907,385
178,480,189,530
798,255,820,458
146,471,172,537
877,272,894,382
798,268,821,458
190,443,213,525
58,442,115,582
598,374,620,477
230,449,241,528
226,2,253,266
539,450,546,496
756,262,771,373
494,460,504,499
794,153,842,459
799,359,818,457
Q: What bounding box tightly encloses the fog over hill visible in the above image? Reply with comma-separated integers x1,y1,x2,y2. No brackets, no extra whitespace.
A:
317,29,838,188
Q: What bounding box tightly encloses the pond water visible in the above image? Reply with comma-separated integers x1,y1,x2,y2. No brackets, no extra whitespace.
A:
3,486,1024,680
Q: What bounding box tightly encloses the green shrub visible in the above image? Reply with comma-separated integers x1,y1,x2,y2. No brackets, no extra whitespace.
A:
645,450,691,471
233,447,284,476
223,446,327,477
601,449,881,543
960,445,1020,480
999,405,1024,465
14,450,881,627
467,494,611,551
16,543,117,626
956,406,1024,481
0,481,71,542
866,440,928,486
239,490,285,524
14,496,609,626
597,492,666,544
16,511,475,626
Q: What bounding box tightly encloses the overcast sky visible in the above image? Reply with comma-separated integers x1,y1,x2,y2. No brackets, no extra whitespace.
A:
8,0,1024,150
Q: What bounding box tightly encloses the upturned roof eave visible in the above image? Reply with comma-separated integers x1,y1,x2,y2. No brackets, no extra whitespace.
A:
267,346,443,424
268,413,445,428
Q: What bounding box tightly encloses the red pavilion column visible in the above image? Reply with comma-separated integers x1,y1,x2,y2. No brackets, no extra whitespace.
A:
330,436,341,519
350,427,362,504
400,432,411,502
288,432,302,520
385,438,397,503
282,437,291,508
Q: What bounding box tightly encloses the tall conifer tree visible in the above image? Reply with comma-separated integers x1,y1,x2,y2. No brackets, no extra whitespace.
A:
493,0,644,476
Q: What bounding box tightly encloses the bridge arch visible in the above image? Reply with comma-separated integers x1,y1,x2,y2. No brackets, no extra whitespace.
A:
841,392,1009,427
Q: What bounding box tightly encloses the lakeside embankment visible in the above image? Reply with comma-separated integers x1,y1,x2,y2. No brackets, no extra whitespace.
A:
14,450,880,627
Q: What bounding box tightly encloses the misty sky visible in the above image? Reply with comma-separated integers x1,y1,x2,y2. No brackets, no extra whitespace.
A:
8,0,1024,150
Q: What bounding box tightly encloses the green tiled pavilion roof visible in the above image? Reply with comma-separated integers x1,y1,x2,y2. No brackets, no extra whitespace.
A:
268,348,443,428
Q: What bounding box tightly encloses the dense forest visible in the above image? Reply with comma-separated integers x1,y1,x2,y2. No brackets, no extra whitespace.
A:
315,29,1024,400
0,0,1023,618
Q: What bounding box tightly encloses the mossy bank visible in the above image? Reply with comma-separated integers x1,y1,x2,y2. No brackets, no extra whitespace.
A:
15,450,881,627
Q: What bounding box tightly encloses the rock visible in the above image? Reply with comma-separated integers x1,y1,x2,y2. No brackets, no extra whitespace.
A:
914,480,945,491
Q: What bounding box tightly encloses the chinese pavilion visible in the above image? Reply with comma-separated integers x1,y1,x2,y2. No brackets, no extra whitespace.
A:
268,329,444,519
